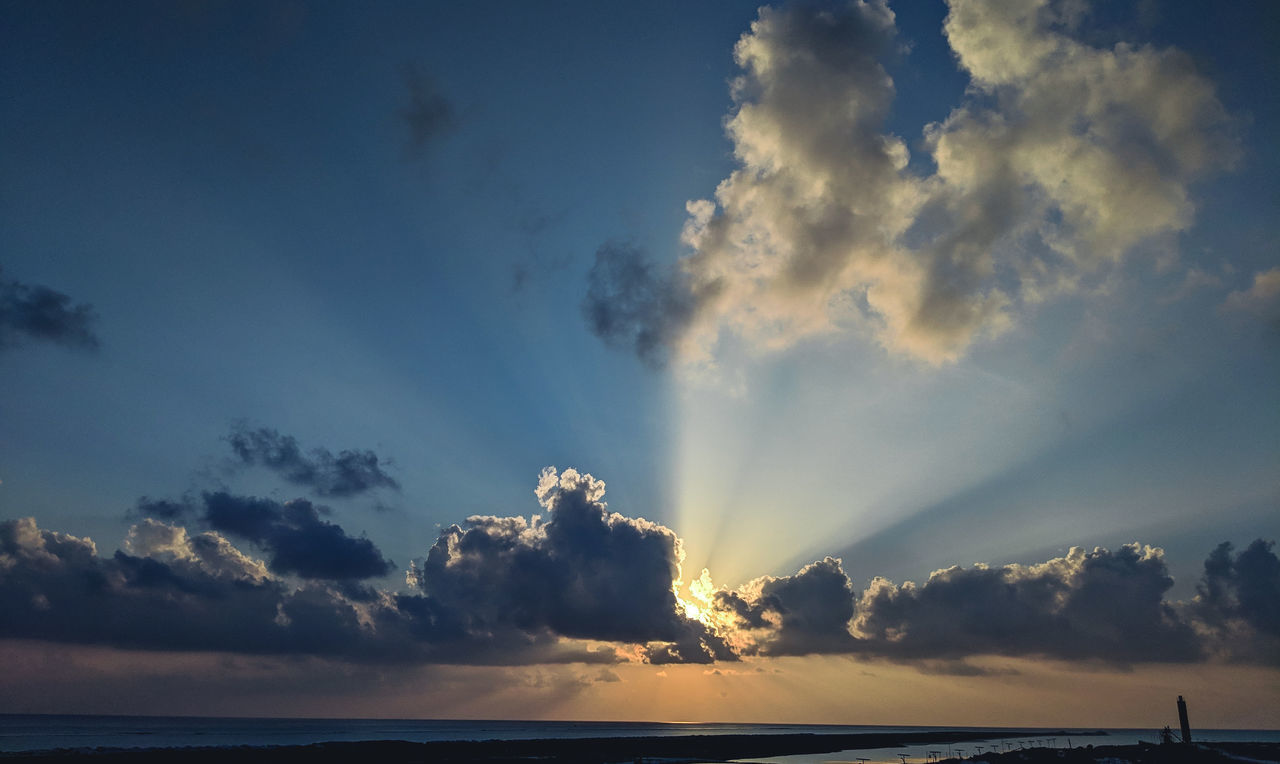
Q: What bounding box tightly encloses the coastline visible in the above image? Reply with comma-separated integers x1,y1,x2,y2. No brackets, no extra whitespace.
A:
3,729,1277,763
0,729,1089,762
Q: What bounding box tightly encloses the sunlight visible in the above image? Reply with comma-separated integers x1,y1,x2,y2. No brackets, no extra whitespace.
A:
673,568,720,629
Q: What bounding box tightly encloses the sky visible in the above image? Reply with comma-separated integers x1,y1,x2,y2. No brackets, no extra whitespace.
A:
1,0,1278,729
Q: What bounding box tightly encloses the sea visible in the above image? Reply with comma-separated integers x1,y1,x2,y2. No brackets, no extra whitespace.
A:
2,715,1277,763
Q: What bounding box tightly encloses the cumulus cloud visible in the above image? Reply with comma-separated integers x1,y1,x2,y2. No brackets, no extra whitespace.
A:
0,267,99,352
0,516,368,657
124,518,271,582
226,424,400,498
411,467,733,664
587,0,1238,368
202,493,394,581
134,491,395,581
1188,539,1280,665
0,515,611,665
4,469,730,664
7,471,1277,669
714,557,859,656
850,544,1201,662
711,542,1278,665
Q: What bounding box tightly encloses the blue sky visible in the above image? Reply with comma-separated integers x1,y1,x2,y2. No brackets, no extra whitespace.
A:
1,0,1277,724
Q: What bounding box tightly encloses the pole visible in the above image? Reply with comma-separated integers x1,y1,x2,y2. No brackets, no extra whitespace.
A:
1177,695,1192,744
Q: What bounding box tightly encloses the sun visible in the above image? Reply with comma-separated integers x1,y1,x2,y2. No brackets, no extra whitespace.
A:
675,568,721,628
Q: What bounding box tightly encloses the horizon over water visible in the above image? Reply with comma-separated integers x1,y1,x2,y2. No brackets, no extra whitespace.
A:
3,714,1279,757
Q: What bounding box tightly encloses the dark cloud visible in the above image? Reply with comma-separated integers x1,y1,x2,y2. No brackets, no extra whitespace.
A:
68,468,734,664
0,267,99,352
412,467,732,664
711,544,1276,666
132,496,191,520
400,64,454,155
581,243,711,369
715,557,859,656
0,516,611,665
9,471,1279,670
848,544,1202,663
1188,539,1280,664
226,424,399,497
132,490,394,581
192,492,394,581
0,517,353,657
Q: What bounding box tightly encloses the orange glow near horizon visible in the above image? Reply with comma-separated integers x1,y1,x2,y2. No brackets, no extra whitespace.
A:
6,640,1277,729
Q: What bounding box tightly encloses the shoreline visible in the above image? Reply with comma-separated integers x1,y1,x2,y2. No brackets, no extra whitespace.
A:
4,730,1276,763
0,729,1092,762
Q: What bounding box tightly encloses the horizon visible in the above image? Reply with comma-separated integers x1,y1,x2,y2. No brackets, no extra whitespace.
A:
2,0,1277,730
0,712,1265,732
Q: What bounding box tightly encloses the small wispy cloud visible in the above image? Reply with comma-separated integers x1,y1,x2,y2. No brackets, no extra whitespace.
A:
0,266,99,352
1223,267,1280,315
400,63,455,157
226,423,400,498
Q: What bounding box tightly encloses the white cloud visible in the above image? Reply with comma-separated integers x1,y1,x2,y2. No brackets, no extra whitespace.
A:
593,0,1239,369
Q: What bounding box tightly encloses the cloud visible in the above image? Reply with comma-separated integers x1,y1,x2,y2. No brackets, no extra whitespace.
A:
0,515,611,665
133,491,395,581
98,468,733,664
8,470,1277,669
0,267,99,352
202,492,394,581
1223,267,1280,316
587,0,1238,368
848,544,1202,663
132,496,192,520
411,467,733,664
912,660,1019,677
124,518,270,582
714,557,859,656
711,541,1278,666
0,516,363,657
400,64,455,155
1188,539,1280,665
581,242,704,369
226,424,400,497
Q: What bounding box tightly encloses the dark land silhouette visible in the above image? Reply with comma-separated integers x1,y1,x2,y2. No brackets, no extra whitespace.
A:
0,729,1084,762
15,729,1279,763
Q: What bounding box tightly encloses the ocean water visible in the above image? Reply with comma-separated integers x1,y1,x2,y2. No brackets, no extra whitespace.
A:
1,715,1276,758
0,717,1002,753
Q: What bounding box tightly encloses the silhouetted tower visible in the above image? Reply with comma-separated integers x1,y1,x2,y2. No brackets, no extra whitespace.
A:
1177,695,1192,744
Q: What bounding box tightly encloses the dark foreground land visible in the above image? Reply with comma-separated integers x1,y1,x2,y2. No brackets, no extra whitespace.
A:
3,732,1277,763
0,730,1072,763
939,741,1280,764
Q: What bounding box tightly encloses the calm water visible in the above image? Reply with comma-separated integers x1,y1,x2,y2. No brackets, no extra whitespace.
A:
1,715,1276,758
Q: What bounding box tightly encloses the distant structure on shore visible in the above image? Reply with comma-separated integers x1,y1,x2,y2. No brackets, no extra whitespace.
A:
1177,695,1193,744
